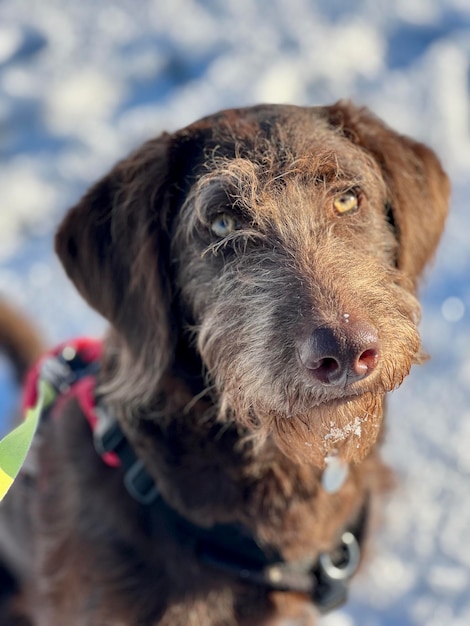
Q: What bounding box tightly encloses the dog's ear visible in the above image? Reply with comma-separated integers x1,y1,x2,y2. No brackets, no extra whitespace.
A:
325,101,450,284
55,134,175,373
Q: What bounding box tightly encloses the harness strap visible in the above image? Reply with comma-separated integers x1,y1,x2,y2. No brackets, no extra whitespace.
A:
95,401,367,613
157,494,365,613
24,340,367,614
93,405,160,504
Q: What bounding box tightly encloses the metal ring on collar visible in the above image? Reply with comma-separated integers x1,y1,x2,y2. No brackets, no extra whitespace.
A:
318,531,360,581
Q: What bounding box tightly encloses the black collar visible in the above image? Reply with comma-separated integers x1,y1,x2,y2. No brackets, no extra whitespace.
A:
41,345,367,615
94,406,367,614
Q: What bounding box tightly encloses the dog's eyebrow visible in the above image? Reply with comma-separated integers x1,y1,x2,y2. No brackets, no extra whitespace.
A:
190,163,261,217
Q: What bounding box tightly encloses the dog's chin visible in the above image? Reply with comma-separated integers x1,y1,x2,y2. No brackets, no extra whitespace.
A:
239,390,387,469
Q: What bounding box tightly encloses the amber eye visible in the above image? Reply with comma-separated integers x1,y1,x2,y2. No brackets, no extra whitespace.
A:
333,190,360,215
211,213,238,237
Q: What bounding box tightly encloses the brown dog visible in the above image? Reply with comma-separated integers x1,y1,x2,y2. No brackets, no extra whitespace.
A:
0,102,449,625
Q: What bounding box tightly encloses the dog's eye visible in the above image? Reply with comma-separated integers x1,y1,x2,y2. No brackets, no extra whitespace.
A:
333,190,360,216
211,213,238,237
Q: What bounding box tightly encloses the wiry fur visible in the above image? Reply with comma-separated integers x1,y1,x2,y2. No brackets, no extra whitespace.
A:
0,102,449,625
174,115,426,466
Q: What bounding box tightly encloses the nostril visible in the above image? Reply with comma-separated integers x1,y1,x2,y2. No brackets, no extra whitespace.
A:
298,327,345,385
319,357,340,374
354,347,379,377
360,348,379,367
309,356,341,384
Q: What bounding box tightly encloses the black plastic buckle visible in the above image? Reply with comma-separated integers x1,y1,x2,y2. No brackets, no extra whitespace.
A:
40,345,100,396
93,407,126,457
93,407,159,506
40,356,76,395
124,459,160,505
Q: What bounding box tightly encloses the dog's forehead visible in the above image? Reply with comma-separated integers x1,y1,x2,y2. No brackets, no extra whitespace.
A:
178,104,336,156
173,104,379,186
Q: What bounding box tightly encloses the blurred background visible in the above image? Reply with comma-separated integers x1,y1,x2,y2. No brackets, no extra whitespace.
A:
0,1,469,624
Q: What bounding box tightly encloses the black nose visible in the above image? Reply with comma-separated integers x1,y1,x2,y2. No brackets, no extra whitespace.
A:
298,321,380,386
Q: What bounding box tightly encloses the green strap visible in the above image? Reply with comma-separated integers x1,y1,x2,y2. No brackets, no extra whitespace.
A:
0,379,56,501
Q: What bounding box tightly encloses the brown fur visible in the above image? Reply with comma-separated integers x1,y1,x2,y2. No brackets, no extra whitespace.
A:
0,301,43,383
0,102,449,625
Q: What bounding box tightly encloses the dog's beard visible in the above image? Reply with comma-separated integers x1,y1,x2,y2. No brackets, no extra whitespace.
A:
205,335,420,466
195,251,422,467
212,383,386,467
198,305,421,468
266,392,386,467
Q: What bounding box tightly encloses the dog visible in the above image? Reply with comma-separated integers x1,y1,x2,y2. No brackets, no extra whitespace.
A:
0,102,449,625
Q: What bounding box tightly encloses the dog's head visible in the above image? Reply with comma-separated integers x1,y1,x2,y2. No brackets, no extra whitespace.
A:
56,102,449,467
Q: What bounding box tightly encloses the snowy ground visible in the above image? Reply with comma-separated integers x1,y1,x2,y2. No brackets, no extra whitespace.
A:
1,1,469,624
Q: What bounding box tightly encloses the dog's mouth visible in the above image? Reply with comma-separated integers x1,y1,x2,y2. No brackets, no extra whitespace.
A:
219,363,395,423
298,391,361,413
289,368,393,414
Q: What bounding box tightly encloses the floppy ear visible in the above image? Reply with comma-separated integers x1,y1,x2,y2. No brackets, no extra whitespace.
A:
325,101,450,285
55,134,175,374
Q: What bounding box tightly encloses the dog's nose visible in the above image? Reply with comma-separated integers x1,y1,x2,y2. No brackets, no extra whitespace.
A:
298,321,380,386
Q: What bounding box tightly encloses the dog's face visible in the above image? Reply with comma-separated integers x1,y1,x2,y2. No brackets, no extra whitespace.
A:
56,103,449,467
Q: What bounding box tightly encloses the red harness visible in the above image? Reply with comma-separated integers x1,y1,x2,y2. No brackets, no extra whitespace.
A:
22,337,120,468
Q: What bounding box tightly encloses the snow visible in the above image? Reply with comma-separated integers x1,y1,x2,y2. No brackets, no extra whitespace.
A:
324,417,367,444
1,1,469,623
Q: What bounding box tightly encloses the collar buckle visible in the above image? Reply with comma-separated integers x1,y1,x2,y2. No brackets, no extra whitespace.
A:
313,531,361,613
